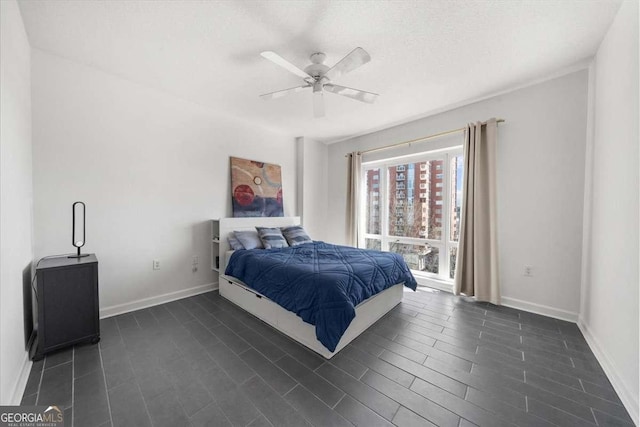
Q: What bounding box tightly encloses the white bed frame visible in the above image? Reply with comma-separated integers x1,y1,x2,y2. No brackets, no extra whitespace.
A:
217,216,404,359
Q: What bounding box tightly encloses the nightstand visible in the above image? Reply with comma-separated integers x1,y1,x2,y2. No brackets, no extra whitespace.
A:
32,254,100,360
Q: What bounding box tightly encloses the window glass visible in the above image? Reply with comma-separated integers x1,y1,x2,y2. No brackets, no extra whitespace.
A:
450,155,464,242
365,239,381,250
388,161,444,240
365,169,381,235
450,247,457,279
389,243,439,274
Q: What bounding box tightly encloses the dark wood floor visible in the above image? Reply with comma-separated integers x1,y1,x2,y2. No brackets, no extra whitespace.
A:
22,287,634,427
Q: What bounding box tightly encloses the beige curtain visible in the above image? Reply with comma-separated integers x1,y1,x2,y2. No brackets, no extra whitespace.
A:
454,119,500,304
346,151,362,246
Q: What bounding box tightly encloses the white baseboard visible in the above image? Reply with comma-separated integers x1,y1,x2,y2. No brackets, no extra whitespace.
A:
417,284,580,323
8,352,32,405
501,296,579,322
100,282,218,318
578,318,639,426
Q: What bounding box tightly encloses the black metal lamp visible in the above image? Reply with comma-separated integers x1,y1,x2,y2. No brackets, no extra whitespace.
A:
69,201,89,258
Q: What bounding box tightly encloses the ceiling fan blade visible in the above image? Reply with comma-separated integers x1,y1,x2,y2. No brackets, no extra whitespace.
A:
261,51,311,79
313,91,325,118
324,84,379,104
259,85,311,100
325,47,371,81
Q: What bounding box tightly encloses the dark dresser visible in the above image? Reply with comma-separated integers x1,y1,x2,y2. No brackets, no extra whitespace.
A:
32,254,100,360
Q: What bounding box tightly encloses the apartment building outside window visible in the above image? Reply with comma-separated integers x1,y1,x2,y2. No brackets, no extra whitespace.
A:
361,148,464,282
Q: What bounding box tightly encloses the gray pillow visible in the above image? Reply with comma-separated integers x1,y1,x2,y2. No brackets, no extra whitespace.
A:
256,227,289,249
228,234,245,250
233,230,264,250
281,226,313,246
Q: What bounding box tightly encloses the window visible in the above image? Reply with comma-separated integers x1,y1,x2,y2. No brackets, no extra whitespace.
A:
360,150,464,282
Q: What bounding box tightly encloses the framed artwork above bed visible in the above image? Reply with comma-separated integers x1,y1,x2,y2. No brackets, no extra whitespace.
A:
230,156,284,217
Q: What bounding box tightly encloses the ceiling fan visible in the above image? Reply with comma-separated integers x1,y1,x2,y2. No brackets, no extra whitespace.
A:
259,47,379,118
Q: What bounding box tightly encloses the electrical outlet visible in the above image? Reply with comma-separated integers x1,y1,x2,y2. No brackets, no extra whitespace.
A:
192,256,199,265
153,259,160,270
524,265,533,277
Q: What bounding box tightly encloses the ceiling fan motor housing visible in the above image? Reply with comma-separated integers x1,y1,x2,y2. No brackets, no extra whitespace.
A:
304,52,330,78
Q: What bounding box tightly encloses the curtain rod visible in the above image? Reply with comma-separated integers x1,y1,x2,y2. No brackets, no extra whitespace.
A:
346,118,505,157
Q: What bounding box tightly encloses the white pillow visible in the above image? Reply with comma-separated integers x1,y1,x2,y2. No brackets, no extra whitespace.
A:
233,230,264,250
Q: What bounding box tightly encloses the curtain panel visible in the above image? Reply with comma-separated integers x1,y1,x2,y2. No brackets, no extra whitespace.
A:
346,152,362,246
454,119,500,304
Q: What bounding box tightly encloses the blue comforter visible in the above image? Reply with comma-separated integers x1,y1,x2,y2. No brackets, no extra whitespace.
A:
225,242,417,352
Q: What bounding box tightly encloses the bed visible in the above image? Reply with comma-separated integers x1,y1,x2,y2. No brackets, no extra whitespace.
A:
217,217,417,359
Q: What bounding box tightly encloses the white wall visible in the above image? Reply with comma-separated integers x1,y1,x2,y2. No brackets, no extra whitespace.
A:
31,50,297,315
327,70,589,320
580,0,639,422
297,137,328,241
0,0,34,404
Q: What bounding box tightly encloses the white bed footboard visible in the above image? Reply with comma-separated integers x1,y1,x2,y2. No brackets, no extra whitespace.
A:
219,276,403,359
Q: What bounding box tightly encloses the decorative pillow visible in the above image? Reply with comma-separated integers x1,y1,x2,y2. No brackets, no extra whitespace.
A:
256,227,289,249
233,230,264,250
281,226,313,246
227,234,245,250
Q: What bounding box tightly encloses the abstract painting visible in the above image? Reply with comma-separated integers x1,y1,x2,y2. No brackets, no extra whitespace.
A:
230,157,283,217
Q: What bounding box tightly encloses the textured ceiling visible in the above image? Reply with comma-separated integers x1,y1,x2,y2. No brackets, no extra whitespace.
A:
18,0,621,142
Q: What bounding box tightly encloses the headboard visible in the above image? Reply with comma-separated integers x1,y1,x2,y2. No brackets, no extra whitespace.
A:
216,216,301,273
